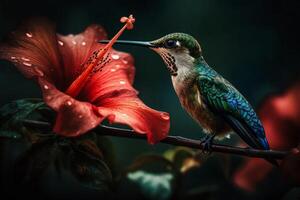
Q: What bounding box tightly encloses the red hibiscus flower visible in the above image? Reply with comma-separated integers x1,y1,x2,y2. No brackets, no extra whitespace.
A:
233,82,300,191
0,16,170,144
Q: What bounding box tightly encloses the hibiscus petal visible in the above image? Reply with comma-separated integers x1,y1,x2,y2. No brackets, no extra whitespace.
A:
81,49,136,103
97,96,170,144
38,78,104,136
57,25,108,86
0,18,64,86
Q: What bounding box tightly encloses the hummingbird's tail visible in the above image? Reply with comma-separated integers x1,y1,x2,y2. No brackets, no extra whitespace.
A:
223,115,279,167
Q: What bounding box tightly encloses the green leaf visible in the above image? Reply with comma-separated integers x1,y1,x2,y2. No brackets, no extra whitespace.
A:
0,98,52,139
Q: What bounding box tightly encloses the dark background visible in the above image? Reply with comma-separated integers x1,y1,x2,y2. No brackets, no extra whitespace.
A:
0,0,299,199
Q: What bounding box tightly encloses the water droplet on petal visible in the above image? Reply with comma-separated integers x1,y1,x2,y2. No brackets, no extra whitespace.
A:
115,64,121,68
81,41,86,46
23,62,32,67
11,56,16,60
43,85,49,90
78,115,83,119
122,59,128,64
121,113,128,117
111,54,120,60
72,40,77,45
21,57,30,61
66,100,72,106
119,80,126,85
58,40,64,46
34,67,44,76
160,112,170,120
26,32,33,38
46,96,52,100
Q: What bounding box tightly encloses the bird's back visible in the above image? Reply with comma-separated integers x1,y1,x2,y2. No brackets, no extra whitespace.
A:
196,61,269,150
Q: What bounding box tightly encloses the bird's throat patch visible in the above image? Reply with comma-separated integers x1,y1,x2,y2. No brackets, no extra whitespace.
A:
153,48,178,76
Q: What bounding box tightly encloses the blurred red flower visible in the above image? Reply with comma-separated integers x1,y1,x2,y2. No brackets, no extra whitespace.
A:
0,18,170,144
233,83,300,191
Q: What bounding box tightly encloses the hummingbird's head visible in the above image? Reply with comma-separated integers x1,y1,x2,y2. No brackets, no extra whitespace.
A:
149,33,202,76
99,33,202,76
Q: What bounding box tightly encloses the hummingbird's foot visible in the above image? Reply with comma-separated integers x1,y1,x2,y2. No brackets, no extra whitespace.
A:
200,134,216,154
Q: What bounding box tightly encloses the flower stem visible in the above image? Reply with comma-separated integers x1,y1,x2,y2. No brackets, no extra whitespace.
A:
21,119,289,160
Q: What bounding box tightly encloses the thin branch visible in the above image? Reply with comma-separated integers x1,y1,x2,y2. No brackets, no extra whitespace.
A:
21,119,290,159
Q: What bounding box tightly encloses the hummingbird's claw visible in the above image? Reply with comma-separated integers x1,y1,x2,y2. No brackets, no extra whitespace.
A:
200,134,216,154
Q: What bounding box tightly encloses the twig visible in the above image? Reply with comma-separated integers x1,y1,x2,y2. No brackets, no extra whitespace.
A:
21,119,290,159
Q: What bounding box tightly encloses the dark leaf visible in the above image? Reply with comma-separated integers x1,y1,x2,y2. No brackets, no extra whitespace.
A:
0,98,53,140
14,138,55,184
70,146,113,192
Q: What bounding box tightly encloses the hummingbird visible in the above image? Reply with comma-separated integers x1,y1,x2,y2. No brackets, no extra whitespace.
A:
100,33,277,165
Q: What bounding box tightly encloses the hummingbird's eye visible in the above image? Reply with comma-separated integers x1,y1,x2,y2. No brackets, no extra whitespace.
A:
165,39,178,48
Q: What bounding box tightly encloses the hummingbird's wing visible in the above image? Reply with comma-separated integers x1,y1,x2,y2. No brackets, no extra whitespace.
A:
196,75,269,150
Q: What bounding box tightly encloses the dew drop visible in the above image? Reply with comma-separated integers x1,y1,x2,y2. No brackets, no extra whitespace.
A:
110,68,116,72
34,67,44,76
78,115,83,119
11,56,16,60
81,41,86,46
46,96,52,100
58,40,64,46
111,54,120,60
119,80,126,85
160,112,170,120
43,85,49,90
21,57,30,61
23,62,32,67
72,40,77,45
122,59,128,64
115,64,121,68
26,32,33,38
66,100,72,106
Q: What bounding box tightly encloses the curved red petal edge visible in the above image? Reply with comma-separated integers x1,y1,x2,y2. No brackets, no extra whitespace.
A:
38,78,104,137
98,96,170,144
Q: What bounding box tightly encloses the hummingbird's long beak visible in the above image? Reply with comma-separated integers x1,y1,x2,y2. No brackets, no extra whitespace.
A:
99,40,155,48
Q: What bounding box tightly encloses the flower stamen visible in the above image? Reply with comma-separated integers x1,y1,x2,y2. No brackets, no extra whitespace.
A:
65,15,135,98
